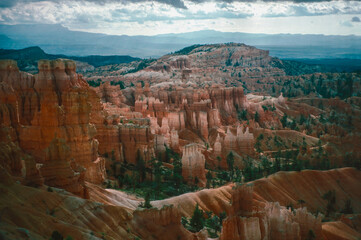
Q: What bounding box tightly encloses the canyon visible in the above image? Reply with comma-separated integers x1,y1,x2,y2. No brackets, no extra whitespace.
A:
0,43,360,240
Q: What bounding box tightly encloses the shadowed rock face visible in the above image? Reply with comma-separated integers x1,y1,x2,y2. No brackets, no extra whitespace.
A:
0,59,105,195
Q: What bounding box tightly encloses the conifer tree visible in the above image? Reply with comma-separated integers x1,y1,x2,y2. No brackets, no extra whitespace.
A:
190,204,205,232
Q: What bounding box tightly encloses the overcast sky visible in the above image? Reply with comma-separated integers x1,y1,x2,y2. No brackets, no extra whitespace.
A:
0,0,360,36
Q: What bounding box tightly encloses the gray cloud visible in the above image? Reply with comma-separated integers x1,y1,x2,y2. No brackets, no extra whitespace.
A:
352,16,361,22
1,0,361,9
106,5,252,23
189,0,360,2
0,0,186,9
187,0,361,4
1,0,170,9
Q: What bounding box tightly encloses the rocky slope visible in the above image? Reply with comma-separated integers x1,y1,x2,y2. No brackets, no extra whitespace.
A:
1,164,360,239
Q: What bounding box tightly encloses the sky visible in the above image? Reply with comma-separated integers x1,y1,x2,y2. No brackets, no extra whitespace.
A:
0,0,360,36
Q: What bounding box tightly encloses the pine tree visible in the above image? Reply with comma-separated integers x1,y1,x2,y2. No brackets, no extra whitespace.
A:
322,190,336,217
151,157,162,197
281,114,288,128
255,111,260,123
206,171,212,188
136,150,146,183
226,152,235,174
143,191,152,209
173,157,182,189
255,139,262,153
190,204,205,232
51,231,64,240
307,229,316,240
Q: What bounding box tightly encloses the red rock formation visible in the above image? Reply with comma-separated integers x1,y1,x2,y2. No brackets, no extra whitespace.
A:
0,167,137,240
252,168,361,214
322,219,361,240
118,124,155,164
95,81,125,107
40,137,86,196
150,169,360,239
0,59,106,187
221,216,263,240
21,155,44,187
181,144,206,187
220,185,322,240
132,205,193,240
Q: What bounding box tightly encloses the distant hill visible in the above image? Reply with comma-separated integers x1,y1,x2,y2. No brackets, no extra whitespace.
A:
0,46,140,73
1,24,361,59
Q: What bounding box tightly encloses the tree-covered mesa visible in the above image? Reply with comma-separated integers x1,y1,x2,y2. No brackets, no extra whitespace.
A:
270,72,360,99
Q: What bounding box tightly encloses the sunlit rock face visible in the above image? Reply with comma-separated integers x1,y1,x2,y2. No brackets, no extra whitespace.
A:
0,59,106,191
132,84,248,152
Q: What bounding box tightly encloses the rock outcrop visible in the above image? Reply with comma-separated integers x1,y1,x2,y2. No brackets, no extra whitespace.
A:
95,81,125,107
181,144,206,187
40,137,86,196
0,59,106,192
220,185,322,240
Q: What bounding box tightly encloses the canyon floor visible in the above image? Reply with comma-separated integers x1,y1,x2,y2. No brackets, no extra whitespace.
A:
0,43,360,240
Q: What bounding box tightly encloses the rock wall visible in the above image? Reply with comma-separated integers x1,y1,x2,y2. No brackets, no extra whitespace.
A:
0,59,106,191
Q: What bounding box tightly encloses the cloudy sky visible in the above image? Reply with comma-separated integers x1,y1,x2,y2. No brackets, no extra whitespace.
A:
0,0,360,36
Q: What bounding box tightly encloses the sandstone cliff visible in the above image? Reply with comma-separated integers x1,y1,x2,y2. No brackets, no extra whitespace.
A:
0,59,106,195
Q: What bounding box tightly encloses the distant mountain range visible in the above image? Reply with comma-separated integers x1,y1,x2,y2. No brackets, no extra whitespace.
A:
0,46,140,72
1,24,361,59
